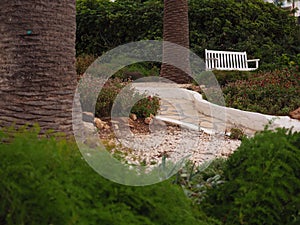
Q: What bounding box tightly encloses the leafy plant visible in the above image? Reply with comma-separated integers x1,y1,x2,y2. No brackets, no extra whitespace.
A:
228,126,245,140
76,0,163,56
78,77,160,118
201,128,300,225
174,159,227,205
0,126,218,225
222,68,300,115
113,62,160,81
213,70,251,87
131,95,160,118
76,0,300,69
76,54,97,76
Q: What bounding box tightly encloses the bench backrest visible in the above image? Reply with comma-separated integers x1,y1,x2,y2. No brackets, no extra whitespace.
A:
205,49,250,71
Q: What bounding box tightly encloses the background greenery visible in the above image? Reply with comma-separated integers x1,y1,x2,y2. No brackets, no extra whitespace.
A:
76,0,300,69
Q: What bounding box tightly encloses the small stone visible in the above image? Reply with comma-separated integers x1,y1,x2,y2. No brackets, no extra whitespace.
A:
144,117,152,125
104,124,110,130
94,117,105,130
108,139,115,146
289,107,300,120
130,113,137,121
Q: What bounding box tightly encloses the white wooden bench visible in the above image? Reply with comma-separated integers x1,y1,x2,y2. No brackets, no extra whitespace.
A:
205,49,260,71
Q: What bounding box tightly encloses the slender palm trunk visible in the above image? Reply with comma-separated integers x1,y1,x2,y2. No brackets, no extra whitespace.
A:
160,0,191,84
0,0,79,135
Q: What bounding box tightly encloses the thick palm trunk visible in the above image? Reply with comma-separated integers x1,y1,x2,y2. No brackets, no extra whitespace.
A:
160,0,191,84
0,0,79,135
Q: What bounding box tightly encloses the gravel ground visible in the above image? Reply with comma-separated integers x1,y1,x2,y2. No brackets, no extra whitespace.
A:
110,123,241,168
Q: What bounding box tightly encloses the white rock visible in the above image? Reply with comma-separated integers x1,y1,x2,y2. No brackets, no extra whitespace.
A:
94,118,106,130
130,113,137,121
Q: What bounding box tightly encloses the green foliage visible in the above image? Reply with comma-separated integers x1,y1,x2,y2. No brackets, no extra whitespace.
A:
76,54,97,76
174,159,227,205
189,0,300,68
76,0,163,56
212,70,251,87
274,53,300,70
228,127,245,140
222,68,300,115
201,128,300,225
131,95,160,118
78,77,160,118
76,0,300,69
113,62,160,80
0,126,216,225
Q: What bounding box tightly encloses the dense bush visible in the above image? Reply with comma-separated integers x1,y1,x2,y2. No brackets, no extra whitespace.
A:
222,67,300,115
212,70,251,87
76,0,300,68
189,0,300,68
76,0,163,56
76,54,97,76
201,128,300,225
0,126,218,225
113,62,160,80
78,77,160,118
131,95,160,118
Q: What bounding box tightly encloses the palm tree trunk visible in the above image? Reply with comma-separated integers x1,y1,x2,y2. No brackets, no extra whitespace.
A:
160,0,191,84
0,0,79,135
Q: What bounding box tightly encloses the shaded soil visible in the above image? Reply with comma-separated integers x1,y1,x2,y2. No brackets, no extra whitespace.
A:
98,117,151,140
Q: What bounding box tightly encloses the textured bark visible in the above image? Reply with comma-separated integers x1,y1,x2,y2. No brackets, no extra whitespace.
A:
0,0,80,136
160,0,191,84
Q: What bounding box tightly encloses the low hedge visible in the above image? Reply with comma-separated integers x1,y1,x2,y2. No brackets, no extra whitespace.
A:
0,126,217,225
223,67,300,115
201,128,300,225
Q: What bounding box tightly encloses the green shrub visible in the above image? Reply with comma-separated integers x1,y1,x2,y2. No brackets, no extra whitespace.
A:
0,126,217,225
268,53,300,71
228,127,245,140
174,159,227,205
131,96,160,118
78,77,160,118
76,0,163,56
202,128,300,225
76,54,97,76
213,70,251,87
189,0,300,67
113,62,160,81
95,78,128,118
223,68,300,115
76,0,300,68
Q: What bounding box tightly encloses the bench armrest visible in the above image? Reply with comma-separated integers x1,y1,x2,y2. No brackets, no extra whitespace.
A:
247,59,260,62
247,59,260,69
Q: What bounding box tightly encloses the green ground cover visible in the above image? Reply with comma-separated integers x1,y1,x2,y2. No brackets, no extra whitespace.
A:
0,126,217,225
1,126,299,224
